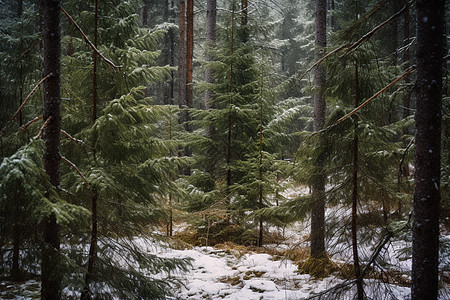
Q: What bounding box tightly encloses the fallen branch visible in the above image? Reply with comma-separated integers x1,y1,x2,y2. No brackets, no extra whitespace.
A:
19,116,43,131
61,156,91,189
61,7,122,70
61,129,93,151
34,116,52,140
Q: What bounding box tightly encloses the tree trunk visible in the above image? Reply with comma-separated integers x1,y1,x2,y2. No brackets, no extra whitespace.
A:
81,2,99,298
258,71,264,247
178,0,186,111
310,0,327,259
204,0,216,110
41,0,62,299
226,7,235,190
240,0,249,43
169,0,175,105
352,62,364,300
186,0,193,110
411,0,444,299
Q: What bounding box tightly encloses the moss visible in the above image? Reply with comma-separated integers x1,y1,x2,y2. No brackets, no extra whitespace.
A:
299,255,338,278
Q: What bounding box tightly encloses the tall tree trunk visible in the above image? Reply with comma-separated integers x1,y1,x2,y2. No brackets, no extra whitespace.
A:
226,6,235,190
169,0,175,105
12,0,24,281
186,0,193,109
411,0,444,299
240,0,249,43
310,0,327,260
352,62,364,300
41,0,62,299
178,0,186,111
257,69,264,248
81,3,99,298
204,0,216,110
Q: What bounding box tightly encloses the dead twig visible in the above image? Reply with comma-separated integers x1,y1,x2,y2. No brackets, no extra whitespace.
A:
19,116,43,131
61,129,93,151
339,5,407,60
61,7,122,70
34,116,52,140
61,156,91,189
336,66,415,124
1,75,51,136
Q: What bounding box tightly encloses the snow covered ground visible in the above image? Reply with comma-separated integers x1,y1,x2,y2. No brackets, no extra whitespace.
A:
146,241,413,300
1,235,448,299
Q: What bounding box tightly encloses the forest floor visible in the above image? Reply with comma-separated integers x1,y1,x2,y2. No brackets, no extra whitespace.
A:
1,187,449,299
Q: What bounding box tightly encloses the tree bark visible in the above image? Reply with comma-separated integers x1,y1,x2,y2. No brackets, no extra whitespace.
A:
41,0,62,299
204,0,216,110
310,0,327,259
411,0,444,299
178,0,186,111
186,0,193,110
352,62,364,300
81,2,99,298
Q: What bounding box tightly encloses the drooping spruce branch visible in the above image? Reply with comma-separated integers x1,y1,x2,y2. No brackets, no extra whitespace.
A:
60,7,122,70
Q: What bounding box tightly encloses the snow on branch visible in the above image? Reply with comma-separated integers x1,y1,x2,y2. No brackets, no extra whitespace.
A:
61,7,122,70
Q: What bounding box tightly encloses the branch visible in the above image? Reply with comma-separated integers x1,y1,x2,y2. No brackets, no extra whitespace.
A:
339,5,406,59
34,116,52,140
335,66,415,124
61,129,93,151
1,75,51,136
60,7,122,70
61,156,91,189
299,44,349,82
398,137,414,183
19,116,43,131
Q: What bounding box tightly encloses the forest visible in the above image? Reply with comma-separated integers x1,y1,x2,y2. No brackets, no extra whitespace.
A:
0,0,448,299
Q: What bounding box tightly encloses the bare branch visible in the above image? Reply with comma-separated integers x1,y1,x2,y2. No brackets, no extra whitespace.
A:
61,129,93,151
60,7,122,70
335,66,415,124
34,116,52,140
61,156,91,189
339,5,406,59
19,116,43,131
1,75,51,136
